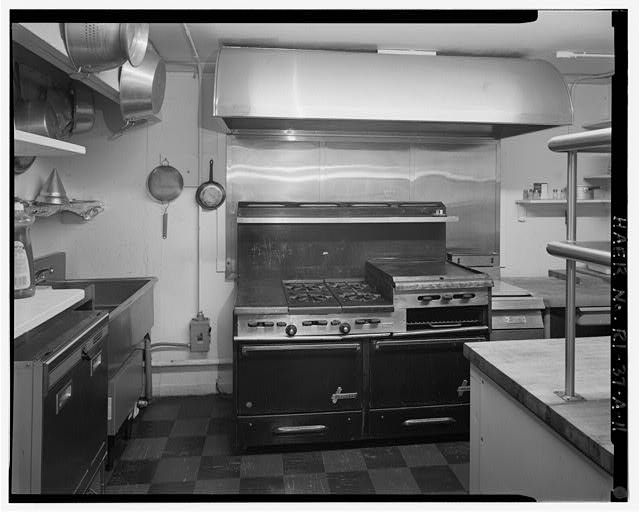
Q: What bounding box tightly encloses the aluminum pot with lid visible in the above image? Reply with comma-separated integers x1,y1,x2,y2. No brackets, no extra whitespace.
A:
63,23,149,73
119,49,166,123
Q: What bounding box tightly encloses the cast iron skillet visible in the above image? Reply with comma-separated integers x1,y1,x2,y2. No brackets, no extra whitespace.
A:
195,159,226,210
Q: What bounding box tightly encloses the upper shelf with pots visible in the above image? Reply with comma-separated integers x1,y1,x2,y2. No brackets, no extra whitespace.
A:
15,129,86,157
12,23,120,103
12,22,163,151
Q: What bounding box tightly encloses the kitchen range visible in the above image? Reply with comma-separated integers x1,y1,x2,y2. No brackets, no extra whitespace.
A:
233,202,493,448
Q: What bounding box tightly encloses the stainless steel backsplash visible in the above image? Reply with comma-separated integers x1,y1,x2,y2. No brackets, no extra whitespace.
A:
225,135,499,278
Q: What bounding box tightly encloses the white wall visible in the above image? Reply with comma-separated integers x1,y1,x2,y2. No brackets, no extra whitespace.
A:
499,83,612,277
14,72,235,394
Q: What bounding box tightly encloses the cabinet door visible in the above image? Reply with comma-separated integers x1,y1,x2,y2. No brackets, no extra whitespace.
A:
41,342,107,494
369,337,485,409
236,341,363,415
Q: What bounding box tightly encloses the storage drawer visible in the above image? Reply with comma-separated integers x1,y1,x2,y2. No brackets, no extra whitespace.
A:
238,411,362,448
368,405,469,439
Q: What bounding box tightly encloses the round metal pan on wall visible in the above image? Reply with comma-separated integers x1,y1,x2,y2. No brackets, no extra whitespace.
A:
195,159,226,210
147,159,183,239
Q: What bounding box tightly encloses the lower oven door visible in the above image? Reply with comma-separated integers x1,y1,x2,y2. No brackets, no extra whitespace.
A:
236,340,363,415
368,335,486,439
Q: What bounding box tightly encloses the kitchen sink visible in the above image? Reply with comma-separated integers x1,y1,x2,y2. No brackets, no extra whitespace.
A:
46,276,157,445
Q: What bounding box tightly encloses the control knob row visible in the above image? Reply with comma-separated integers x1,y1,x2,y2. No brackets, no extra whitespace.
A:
284,322,351,337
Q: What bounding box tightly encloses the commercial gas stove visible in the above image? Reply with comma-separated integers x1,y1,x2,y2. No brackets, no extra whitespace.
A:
232,202,493,449
236,278,400,339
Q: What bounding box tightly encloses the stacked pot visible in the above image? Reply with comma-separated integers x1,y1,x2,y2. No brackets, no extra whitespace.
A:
63,23,166,126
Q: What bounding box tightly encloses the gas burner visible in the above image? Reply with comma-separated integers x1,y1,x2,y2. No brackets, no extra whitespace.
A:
284,282,326,293
338,292,382,303
329,281,370,291
288,293,333,304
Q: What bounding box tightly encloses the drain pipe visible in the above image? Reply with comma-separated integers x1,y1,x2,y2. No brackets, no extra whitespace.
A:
143,334,153,402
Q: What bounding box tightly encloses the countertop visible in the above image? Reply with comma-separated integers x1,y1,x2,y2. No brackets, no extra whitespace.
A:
464,336,613,474
501,276,610,308
14,287,85,338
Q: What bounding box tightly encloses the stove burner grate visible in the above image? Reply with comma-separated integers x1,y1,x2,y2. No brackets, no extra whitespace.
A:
288,293,333,304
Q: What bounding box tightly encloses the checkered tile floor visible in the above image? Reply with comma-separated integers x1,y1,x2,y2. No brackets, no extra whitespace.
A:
105,394,469,495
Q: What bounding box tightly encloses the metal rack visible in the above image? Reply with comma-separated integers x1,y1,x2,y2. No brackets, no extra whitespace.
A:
546,127,611,401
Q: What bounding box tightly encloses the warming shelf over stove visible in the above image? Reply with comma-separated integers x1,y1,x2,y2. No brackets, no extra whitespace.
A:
236,202,459,224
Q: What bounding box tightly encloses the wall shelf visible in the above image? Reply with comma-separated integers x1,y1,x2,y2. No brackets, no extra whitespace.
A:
14,129,86,157
12,23,120,103
28,200,103,221
516,199,610,206
516,199,610,221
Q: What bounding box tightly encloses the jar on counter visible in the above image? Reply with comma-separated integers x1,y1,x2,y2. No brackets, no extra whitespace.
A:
553,189,559,199
14,202,36,299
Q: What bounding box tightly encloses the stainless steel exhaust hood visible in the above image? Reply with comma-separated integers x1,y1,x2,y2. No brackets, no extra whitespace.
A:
213,47,573,138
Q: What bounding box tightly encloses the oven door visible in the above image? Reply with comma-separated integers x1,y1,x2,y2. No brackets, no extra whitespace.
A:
368,335,487,439
236,339,363,415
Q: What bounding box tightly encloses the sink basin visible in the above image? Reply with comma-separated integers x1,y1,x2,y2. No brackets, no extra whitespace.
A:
46,277,157,375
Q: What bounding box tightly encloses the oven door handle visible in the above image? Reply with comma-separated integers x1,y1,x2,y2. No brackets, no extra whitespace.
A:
389,325,490,339
241,342,361,355
402,417,456,427
375,336,486,351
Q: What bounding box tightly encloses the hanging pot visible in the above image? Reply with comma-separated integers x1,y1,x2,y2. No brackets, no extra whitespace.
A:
13,64,58,138
62,23,149,73
70,83,95,134
196,159,226,210
119,48,166,123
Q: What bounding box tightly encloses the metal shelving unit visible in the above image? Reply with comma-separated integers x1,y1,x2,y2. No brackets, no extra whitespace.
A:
546,127,611,401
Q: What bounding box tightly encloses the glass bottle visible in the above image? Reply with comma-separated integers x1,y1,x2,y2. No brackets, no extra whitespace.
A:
14,201,36,299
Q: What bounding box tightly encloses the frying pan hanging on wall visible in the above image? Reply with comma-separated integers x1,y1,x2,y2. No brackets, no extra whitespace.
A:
195,159,226,210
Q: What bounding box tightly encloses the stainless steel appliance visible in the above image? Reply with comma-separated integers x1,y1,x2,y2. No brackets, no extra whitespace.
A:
33,253,156,468
213,47,573,137
490,281,545,340
234,202,492,449
12,309,109,494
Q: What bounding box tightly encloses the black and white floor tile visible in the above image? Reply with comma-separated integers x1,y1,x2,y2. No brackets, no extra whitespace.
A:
106,395,469,496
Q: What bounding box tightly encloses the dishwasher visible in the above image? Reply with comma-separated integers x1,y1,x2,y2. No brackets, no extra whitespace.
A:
12,309,109,495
